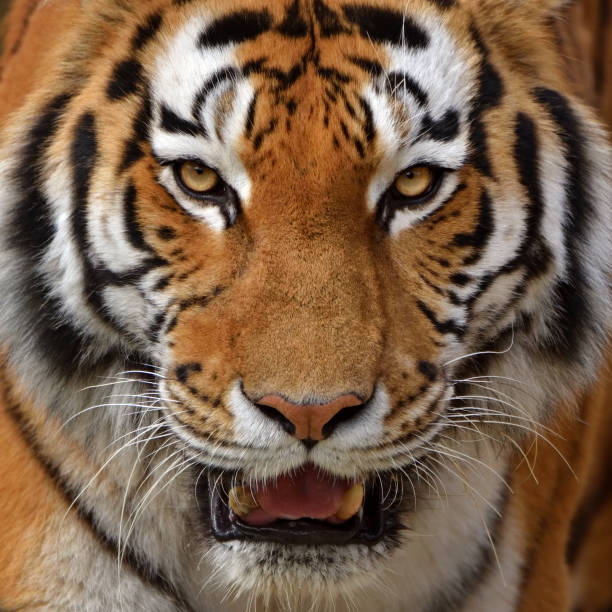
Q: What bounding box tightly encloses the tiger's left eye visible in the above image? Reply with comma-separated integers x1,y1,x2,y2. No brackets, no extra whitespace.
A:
175,161,221,196
393,166,437,199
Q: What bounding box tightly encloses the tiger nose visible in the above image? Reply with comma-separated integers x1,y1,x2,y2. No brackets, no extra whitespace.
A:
255,393,366,447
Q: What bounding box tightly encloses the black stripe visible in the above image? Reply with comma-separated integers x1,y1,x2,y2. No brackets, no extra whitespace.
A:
123,182,152,252
417,299,466,337
71,112,111,319
199,10,272,47
160,104,200,136
191,66,239,131
132,12,163,51
253,118,278,150
120,93,152,171
468,26,504,177
71,114,155,326
386,71,428,107
277,0,309,37
347,55,383,77
512,112,551,279
358,96,375,142
157,226,177,241
427,0,456,8
8,95,103,376
342,5,429,48
107,59,144,101
245,93,258,139
421,109,460,142
534,87,594,359
1,379,193,611
314,0,349,37
154,274,174,292
452,188,493,265
9,94,72,260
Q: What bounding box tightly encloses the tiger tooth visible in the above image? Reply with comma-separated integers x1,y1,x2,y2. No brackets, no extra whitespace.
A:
228,486,259,517
336,483,365,521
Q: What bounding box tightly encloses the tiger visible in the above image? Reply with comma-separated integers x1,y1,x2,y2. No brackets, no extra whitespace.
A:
0,0,611,610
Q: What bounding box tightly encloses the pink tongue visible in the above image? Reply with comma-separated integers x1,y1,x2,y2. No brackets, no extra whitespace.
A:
240,466,352,526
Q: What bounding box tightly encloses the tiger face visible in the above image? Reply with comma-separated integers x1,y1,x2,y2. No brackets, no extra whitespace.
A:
0,0,610,608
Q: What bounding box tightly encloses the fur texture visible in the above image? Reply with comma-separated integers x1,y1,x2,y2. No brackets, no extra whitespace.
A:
0,1,610,610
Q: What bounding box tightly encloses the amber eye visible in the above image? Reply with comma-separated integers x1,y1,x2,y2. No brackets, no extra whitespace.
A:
175,161,220,196
393,166,437,199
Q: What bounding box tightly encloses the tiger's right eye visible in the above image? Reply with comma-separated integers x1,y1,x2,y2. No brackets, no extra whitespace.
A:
175,161,221,197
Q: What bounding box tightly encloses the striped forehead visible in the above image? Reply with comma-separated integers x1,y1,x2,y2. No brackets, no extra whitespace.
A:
150,2,473,226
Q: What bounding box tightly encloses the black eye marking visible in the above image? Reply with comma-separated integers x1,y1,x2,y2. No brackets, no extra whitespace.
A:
377,167,446,231
170,160,242,229
160,105,200,137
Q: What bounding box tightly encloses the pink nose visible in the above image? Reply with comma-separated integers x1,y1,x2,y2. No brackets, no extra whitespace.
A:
255,393,365,441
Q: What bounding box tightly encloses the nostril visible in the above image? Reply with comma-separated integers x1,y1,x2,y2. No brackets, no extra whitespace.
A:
252,392,367,442
321,403,367,438
255,402,296,437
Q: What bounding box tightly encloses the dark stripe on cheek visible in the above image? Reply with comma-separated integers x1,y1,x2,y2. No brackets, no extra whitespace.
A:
71,113,125,327
123,182,152,252
417,299,466,337
160,104,200,136
8,94,98,375
452,188,493,265
72,113,98,218
468,26,504,177
107,59,144,101
513,112,551,278
10,94,72,259
132,12,163,51
342,5,429,48
199,10,272,47
534,87,593,357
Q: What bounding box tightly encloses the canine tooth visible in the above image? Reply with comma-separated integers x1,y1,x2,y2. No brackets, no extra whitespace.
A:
336,483,365,521
228,486,259,517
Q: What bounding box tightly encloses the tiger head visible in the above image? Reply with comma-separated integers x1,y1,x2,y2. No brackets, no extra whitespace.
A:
0,0,610,608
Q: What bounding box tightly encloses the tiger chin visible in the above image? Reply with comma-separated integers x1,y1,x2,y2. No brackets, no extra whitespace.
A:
0,0,611,611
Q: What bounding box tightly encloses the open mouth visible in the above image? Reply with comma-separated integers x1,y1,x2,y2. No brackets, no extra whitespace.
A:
200,465,403,546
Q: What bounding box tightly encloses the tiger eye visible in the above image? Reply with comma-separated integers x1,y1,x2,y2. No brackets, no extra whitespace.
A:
394,166,434,198
178,161,220,194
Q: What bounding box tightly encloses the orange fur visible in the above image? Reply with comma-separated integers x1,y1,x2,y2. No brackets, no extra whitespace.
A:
0,1,610,610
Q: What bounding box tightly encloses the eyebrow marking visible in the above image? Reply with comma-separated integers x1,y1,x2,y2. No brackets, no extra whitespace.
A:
198,10,272,48
342,5,429,48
